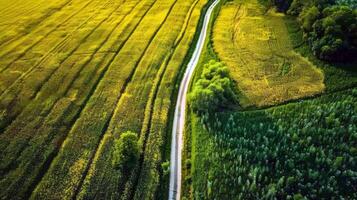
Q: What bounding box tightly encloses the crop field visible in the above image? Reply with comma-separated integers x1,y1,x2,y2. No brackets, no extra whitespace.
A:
212,0,325,107
0,0,209,199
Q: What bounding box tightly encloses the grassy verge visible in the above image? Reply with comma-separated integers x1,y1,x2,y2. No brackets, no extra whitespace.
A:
181,0,223,199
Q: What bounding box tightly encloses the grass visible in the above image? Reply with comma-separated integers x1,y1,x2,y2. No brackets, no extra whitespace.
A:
212,0,325,107
0,0,210,199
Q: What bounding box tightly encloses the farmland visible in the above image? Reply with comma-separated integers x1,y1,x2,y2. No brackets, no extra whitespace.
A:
0,0,210,199
1,0,356,199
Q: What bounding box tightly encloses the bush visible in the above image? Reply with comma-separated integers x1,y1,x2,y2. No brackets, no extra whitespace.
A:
188,60,237,114
161,161,170,176
112,131,140,172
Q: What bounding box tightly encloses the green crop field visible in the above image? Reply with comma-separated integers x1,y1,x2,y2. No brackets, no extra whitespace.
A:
0,0,210,199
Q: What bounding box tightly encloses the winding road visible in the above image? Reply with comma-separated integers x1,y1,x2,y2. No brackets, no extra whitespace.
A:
168,0,220,199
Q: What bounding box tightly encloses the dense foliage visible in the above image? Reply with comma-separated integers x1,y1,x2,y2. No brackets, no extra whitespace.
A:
303,5,356,61
192,88,357,199
337,0,357,9
189,60,237,114
269,0,357,61
112,131,140,172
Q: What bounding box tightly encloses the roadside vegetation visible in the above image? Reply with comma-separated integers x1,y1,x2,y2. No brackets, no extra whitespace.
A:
0,0,210,199
189,60,238,114
186,0,357,199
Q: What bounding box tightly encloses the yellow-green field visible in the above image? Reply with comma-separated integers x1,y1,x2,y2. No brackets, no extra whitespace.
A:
0,0,208,199
213,0,325,107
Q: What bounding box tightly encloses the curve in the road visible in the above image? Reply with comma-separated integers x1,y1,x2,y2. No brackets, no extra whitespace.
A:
168,0,220,199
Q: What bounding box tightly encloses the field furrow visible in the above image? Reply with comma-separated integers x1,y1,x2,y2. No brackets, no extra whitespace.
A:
0,0,157,199
0,0,74,48
80,0,190,196
0,0,209,198
0,0,96,72
0,0,119,132
28,0,181,199
0,0,128,169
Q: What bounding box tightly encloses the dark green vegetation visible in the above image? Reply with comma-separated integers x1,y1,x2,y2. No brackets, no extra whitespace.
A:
191,88,357,199
271,0,357,61
186,0,357,199
112,131,140,172
188,60,237,114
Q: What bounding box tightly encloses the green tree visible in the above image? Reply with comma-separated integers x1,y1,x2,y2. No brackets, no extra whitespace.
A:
300,6,320,32
112,131,140,172
311,5,357,61
188,60,237,114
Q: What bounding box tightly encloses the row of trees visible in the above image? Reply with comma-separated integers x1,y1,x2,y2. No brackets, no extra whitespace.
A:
272,0,357,62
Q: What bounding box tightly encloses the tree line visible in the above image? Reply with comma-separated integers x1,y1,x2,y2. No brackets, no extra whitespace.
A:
271,0,356,62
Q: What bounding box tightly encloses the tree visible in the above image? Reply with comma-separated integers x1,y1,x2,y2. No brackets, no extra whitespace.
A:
112,131,140,172
310,5,357,61
270,0,357,62
188,60,238,114
299,6,320,32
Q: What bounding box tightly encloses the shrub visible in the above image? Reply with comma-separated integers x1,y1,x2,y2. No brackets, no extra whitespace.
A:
161,161,170,177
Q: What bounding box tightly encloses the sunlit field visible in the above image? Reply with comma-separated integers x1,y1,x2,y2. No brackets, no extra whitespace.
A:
1,0,356,199
213,0,325,107
0,0,208,199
